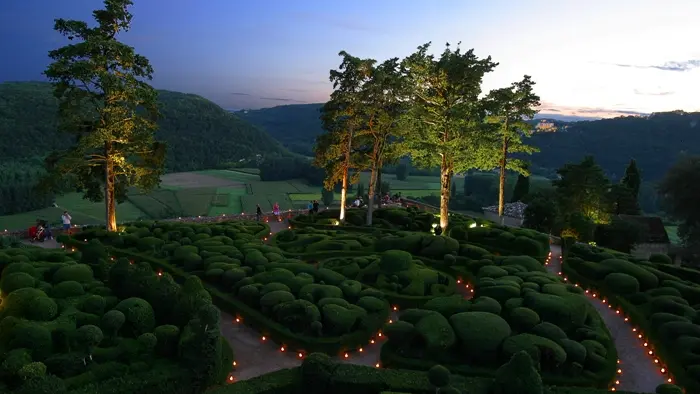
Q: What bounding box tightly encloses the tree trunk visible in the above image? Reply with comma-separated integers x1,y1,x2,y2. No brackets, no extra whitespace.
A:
339,130,353,223
498,136,509,222
376,168,383,209
104,143,117,232
439,156,452,231
366,166,377,226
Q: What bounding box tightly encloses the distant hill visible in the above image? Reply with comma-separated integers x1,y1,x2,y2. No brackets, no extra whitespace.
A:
239,103,700,182
0,82,291,172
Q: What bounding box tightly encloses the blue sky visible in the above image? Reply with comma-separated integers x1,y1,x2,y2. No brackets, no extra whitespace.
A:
1,0,698,116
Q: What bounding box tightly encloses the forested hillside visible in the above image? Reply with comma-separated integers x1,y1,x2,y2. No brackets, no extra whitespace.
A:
239,103,700,182
0,82,290,171
0,81,291,215
237,103,323,156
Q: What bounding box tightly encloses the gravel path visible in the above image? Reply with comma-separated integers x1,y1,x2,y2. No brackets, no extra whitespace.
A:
547,245,666,393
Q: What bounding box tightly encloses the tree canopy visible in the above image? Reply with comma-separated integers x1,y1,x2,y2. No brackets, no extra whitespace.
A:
659,155,700,254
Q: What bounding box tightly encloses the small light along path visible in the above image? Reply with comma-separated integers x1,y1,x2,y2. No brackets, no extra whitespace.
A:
546,244,668,393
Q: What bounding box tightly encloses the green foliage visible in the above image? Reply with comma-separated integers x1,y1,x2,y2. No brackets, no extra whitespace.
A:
659,155,700,254
511,173,530,203
554,156,610,224
321,188,334,206
427,364,451,388
493,351,543,394
43,0,165,229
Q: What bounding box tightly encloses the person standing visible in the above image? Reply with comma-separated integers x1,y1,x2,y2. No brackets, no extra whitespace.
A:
273,202,280,217
307,201,314,214
313,200,319,213
61,211,72,231
256,204,262,221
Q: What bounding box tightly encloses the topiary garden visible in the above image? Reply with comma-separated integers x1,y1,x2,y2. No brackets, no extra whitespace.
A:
379,247,618,388
0,247,232,394
563,241,700,392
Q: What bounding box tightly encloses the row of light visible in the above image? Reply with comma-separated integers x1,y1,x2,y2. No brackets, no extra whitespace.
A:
550,252,674,390
226,305,402,382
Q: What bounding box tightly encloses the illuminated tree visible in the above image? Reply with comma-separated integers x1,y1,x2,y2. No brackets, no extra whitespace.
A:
401,42,497,230
315,51,373,223
484,75,540,219
43,0,164,231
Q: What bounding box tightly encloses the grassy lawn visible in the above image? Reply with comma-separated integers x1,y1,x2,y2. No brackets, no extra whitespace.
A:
208,186,246,216
665,226,680,244
196,169,261,182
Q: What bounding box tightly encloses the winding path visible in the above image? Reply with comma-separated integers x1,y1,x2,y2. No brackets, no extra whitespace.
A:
546,245,666,393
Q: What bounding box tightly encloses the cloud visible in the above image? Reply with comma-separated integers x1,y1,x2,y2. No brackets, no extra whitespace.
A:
230,92,251,96
633,89,674,96
539,101,648,119
613,59,700,72
259,97,306,103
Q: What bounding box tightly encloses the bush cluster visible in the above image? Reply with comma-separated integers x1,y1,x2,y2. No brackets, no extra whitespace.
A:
565,244,700,392
292,206,437,232
0,247,230,394
381,251,616,386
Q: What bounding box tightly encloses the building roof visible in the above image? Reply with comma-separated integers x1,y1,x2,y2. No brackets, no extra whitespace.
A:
482,201,528,219
618,215,670,244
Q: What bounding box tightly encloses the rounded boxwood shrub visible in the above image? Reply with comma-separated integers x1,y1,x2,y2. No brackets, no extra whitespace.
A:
604,273,640,295
479,285,521,304
531,322,567,342
52,264,93,284
471,296,502,315
237,284,261,306
505,298,525,310
0,272,36,294
493,351,543,394
648,287,682,298
478,265,508,279
650,296,696,318
502,333,567,368
260,290,296,311
101,309,125,337
114,298,156,337
154,324,180,357
415,312,457,353
321,304,358,336
428,364,451,388
599,258,659,290
384,320,415,345
26,297,58,322
80,295,106,316
221,268,247,286
512,237,543,259
649,254,673,265
424,295,471,318
52,280,85,298
379,250,414,273
1,348,32,376
274,299,321,333
450,311,511,356
509,307,540,332
357,296,386,313
650,312,690,330
9,323,53,360
559,338,587,365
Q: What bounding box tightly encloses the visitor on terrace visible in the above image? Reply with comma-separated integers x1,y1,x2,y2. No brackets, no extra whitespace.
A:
256,204,262,221
272,202,280,216
313,200,319,213
61,211,72,230
307,201,314,214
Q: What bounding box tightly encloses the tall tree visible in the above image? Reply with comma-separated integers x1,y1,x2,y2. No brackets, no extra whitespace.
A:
484,75,541,219
621,158,641,208
553,156,610,224
355,58,406,225
608,183,640,215
659,156,700,255
315,51,374,222
401,42,497,230
511,172,530,203
43,0,164,231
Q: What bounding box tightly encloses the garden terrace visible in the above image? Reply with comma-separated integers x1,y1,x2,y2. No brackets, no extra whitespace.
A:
0,247,232,394
62,220,391,356
290,207,438,232
378,250,618,389
204,353,647,394
562,241,699,392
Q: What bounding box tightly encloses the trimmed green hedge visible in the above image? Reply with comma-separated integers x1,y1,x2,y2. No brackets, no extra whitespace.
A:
206,359,647,394
62,239,387,355
563,243,699,393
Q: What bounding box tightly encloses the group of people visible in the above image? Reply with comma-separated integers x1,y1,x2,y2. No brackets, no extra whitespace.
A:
307,200,320,214
255,202,282,221
27,210,72,242
350,192,403,208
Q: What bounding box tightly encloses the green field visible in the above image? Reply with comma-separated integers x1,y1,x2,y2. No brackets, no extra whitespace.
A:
0,169,552,231
665,226,680,244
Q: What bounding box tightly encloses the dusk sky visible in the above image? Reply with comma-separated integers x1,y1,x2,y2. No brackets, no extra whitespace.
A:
1,0,698,117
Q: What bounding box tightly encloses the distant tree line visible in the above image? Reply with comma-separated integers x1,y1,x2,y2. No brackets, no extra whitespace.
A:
0,164,55,215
